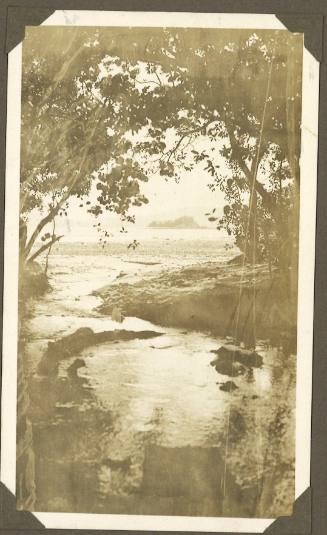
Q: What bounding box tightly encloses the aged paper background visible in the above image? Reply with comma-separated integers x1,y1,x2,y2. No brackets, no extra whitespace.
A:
1,10,319,532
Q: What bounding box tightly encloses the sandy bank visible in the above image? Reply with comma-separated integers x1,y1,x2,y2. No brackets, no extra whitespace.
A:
96,261,297,348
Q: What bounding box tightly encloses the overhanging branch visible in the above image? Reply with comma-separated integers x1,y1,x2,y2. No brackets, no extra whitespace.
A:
28,235,64,263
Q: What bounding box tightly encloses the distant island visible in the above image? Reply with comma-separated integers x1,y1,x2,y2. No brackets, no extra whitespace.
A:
148,216,203,229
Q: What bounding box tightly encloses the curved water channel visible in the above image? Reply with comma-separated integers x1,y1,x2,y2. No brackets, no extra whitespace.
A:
22,250,296,517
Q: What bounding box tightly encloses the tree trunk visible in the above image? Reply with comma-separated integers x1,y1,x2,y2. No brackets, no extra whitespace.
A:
28,235,63,264
245,184,257,349
23,186,71,262
285,40,301,288
24,208,60,261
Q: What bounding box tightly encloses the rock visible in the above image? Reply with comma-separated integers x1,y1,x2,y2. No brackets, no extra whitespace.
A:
218,380,238,392
116,271,127,279
94,330,164,344
210,344,263,368
210,344,262,378
211,357,246,377
47,327,95,359
37,328,164,376
67,358,86,379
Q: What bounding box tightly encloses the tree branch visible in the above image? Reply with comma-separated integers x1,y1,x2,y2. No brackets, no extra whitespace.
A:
135,78,161,86
28,235,63,263
166,119,216,162
228,126,277,217
25,100,106,260
24,191,70,260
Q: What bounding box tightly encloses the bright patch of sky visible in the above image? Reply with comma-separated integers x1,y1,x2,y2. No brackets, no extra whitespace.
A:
27,161,227,243
25,45,278,245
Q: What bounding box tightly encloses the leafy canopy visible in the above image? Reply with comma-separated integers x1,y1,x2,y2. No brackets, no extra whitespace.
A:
21,27,302,266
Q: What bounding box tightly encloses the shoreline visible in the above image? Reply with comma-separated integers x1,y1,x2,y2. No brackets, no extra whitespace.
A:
21,255,298,351
17,254,297,517
95,259,297,350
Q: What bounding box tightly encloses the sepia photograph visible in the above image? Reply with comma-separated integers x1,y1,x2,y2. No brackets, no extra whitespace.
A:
0,11,320,531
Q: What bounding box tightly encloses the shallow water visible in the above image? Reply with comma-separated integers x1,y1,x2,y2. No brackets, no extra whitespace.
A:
22,242,296,517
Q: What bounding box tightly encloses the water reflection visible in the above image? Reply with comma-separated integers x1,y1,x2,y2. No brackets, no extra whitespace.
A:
25,330,294,516
21,252,296,517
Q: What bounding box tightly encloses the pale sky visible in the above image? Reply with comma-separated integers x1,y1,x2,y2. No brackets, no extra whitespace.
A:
60,168,223,242
28,158,227,243
25,47,231,244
